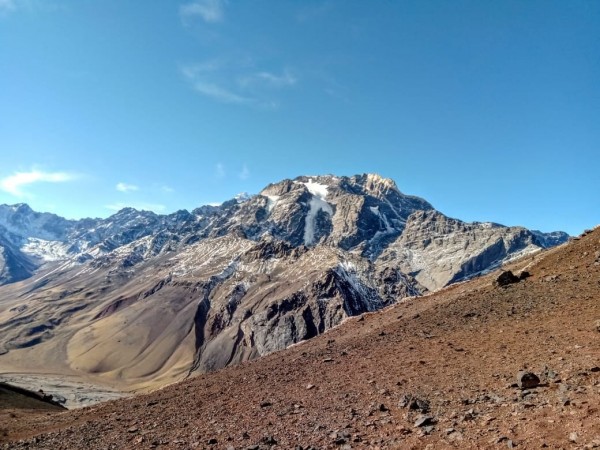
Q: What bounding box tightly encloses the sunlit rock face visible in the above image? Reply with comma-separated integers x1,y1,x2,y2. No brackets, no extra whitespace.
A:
0,174,568,384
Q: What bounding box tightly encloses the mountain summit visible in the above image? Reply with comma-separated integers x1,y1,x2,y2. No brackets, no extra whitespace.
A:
0,174,568,395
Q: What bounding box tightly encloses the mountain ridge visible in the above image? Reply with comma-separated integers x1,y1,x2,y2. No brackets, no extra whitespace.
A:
0,173,570,396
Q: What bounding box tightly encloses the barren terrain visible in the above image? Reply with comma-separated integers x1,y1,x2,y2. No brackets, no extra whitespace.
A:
1,227,599,449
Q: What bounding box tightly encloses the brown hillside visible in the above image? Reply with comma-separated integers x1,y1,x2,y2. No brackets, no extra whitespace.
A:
2,227,599,449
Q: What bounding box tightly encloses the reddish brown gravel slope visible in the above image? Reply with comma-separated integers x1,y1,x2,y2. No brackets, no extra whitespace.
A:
2,227,599,449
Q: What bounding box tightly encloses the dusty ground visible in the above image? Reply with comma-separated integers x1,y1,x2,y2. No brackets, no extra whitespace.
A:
1,227,599,449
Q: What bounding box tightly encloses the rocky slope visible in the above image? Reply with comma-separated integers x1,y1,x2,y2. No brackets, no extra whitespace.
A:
1,224,597,449
0,174,568,391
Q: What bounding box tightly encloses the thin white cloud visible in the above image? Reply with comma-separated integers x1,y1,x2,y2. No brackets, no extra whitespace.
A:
105,202,166,213
180,61,222,78
257,71,297,87
161,185,175,193
116,182,139,193
192,80,252,104
180,0,227,24
239,164,250,180
215,163,226,178
0,169,77,197
180,61,296,107
180,63,254,105
239,70,298,89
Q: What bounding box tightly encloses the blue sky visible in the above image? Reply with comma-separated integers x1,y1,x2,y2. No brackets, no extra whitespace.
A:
0,0,598,235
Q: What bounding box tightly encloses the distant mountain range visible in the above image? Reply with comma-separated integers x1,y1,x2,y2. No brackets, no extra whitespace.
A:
0,174,569,388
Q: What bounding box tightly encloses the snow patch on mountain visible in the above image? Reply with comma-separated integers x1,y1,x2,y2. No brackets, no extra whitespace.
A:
302,179,330,199
235,192,252,203
21,238,70,261
302,180,334,246
265,195,280,213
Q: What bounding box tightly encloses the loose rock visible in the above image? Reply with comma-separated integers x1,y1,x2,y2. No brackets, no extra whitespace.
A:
496,271,520,287
414,415,436,428
516,371,540,389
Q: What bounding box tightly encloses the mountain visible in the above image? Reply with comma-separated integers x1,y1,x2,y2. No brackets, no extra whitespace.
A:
0,174,569,394
2,218,597,449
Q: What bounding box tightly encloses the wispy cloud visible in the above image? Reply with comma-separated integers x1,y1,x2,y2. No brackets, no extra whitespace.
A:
180,62,296,108
116,182,139,193
239,164,250,180
180,63,253,104
105,202,166,213
215,163,226,178
192,80,252,104
180,0,227,25
0,169,77,197
239,70,298,89
161,185,175,193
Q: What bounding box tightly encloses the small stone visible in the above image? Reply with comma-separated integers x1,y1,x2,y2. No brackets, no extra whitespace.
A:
399,394,430,413
378,403,389,412
412,398,430,412
261,435,277,445
414,415,436,428
447,430,463,442
323,358,334,363
127,427,139,433
497,437,515,448
421,425,435,435
569,432,578,443
260,401,273,408
516,371,540,389
590,367,600,373
306,384,315,390
462,409,476,421
396,425,412,435
207,438,218,445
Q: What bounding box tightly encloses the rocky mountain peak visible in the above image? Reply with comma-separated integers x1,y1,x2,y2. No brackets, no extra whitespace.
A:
350,173,400,196
0,173,572,391
10,203,33,213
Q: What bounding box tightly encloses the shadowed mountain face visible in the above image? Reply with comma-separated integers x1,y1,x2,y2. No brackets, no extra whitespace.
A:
0,174,568,388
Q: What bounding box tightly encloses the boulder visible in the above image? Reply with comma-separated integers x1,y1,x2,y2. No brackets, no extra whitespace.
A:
516,371,540,389
519,271,531,280
496,271,520,287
